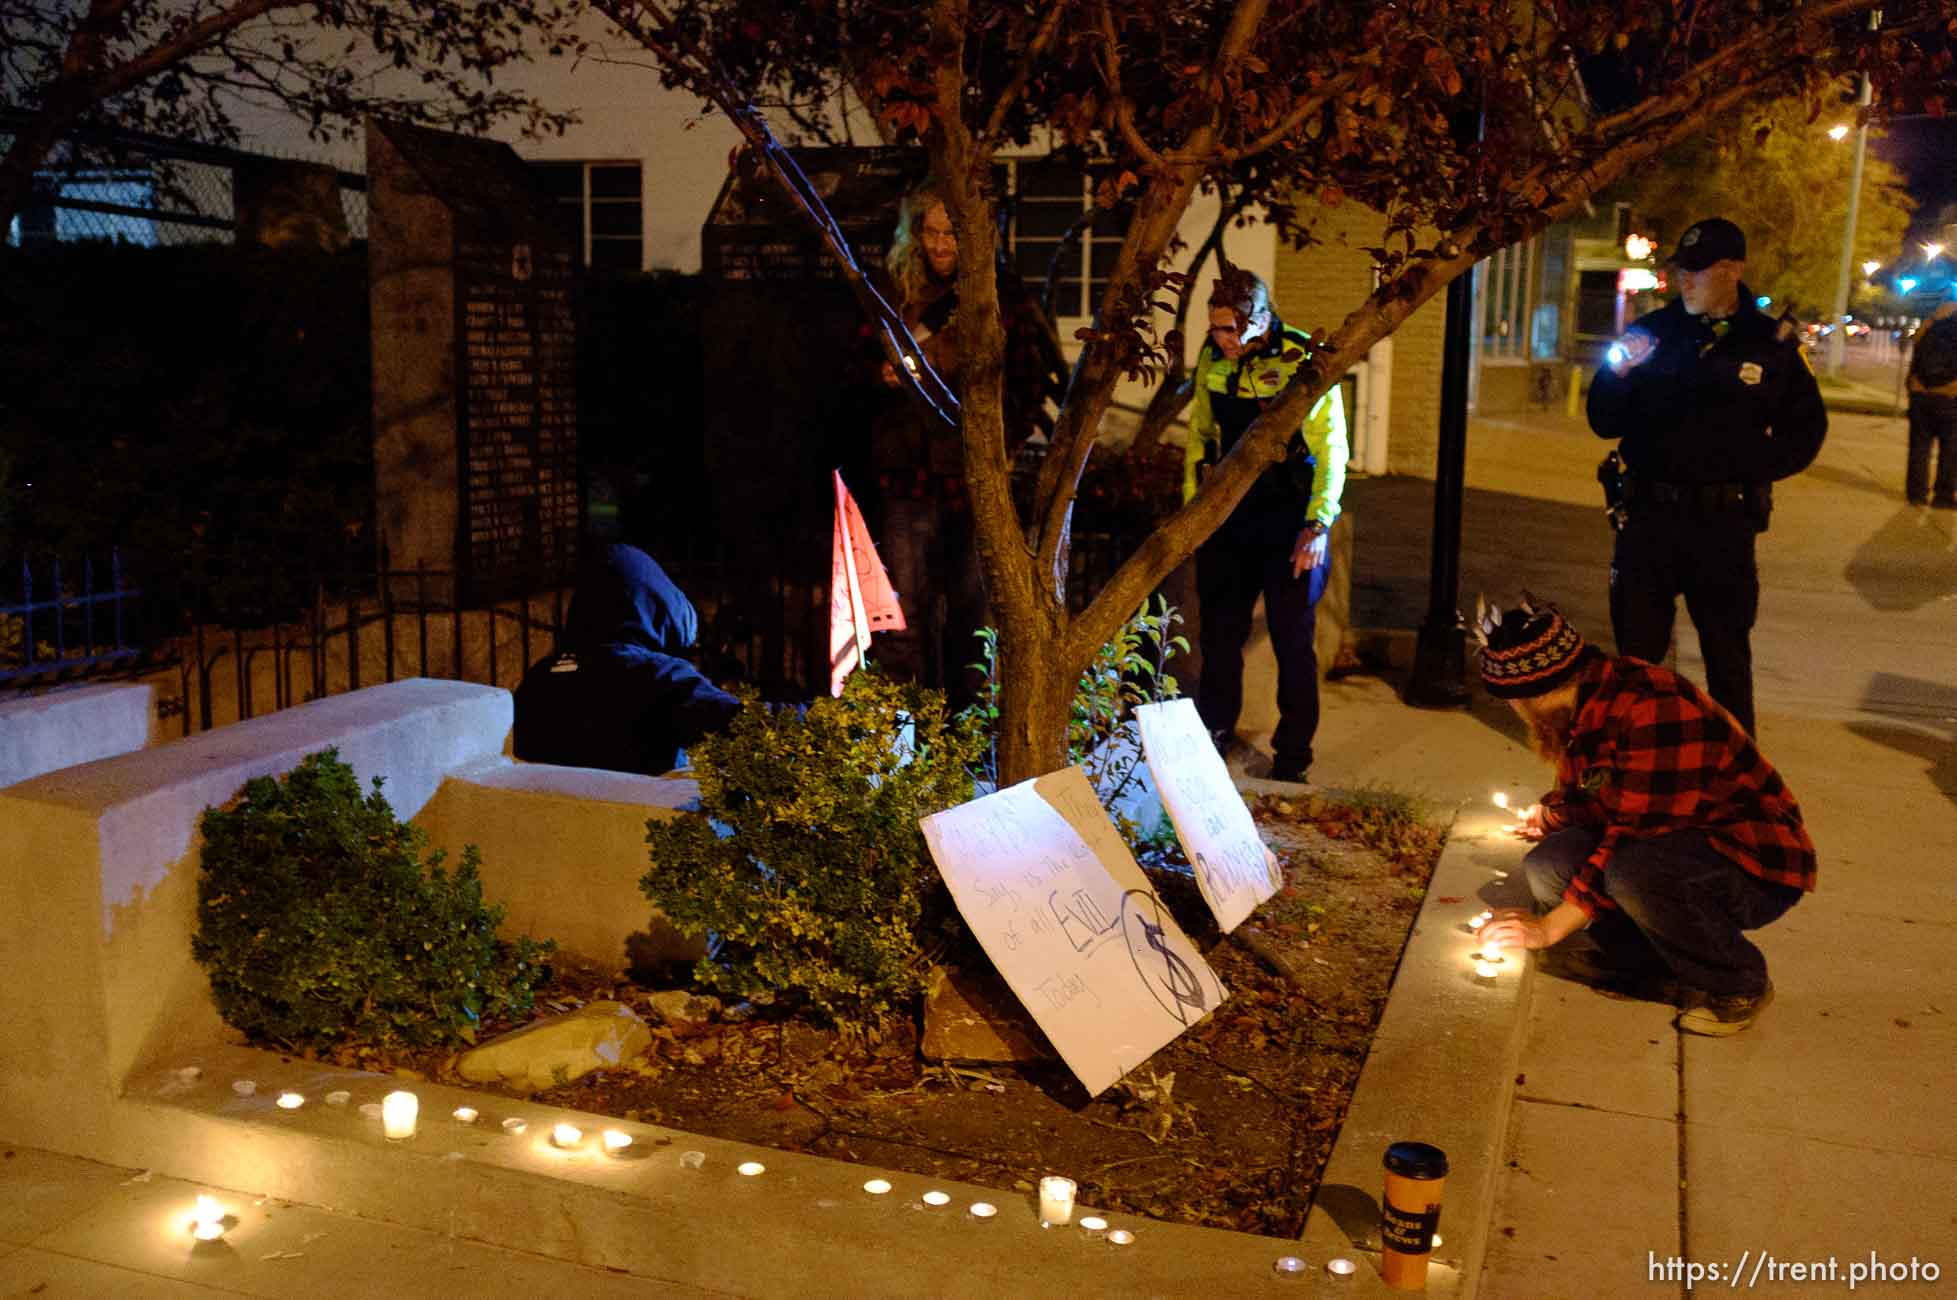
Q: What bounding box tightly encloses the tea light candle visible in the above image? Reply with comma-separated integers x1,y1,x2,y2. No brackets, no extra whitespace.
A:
737,1161,765,1176
1038,1175,1077,1227
601,1129,632,1156
1273,1255,1308,1276
188,1194,226,1241
1468,912,1490,931
381,1090,417,1140
1107,1228,1135,1246
1474,958,1501,982
968,1201,998,1220
1078,1215,1108,1233
921,1190,951,1207
324,1090,350,1106
275,1091,304,1110
862,1178,892,1195
452,1106,478,1124
501,1117,528,1136
1326,1256,1358,1278
550,1123,582,1150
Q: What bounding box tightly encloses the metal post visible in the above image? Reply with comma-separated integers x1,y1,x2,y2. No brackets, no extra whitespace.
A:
1405,269,1476,708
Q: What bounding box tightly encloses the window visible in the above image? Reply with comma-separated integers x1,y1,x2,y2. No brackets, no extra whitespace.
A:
1475,238,1536,361
530,161,643,272
995,158,1131,322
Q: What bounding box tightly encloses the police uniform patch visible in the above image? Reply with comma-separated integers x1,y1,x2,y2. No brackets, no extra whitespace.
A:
1738,361,1763,385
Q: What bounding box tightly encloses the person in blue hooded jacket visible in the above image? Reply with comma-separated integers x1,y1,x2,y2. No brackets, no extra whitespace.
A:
513,544,741,775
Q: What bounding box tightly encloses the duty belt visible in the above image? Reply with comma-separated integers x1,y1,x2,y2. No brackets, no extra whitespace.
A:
1628,478,1757,515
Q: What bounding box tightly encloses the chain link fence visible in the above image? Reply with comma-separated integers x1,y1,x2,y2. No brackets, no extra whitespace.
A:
2,113,365,248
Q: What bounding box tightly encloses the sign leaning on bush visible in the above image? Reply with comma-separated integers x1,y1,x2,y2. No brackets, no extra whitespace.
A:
920,766,1227,1097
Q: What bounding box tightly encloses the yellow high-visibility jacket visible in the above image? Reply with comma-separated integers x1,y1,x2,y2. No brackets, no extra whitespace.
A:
1181,323,1348,531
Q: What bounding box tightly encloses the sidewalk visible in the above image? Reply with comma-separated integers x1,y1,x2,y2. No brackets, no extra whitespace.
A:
2,406,1950,1299
1311,404,1956,1298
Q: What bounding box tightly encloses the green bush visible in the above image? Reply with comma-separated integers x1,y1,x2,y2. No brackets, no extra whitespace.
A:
964,594,1188,856
192,749,552,1049
641,671,984,1027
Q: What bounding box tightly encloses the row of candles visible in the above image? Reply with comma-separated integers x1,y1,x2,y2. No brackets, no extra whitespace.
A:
1466,791,1529,980
198,1085,1144,1243
195,1078,1371,1279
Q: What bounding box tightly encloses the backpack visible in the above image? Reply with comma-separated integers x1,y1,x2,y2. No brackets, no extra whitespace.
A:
1912,315,1957,388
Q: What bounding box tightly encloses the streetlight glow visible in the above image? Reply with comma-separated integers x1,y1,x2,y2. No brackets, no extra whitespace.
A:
1624,233,1654,261
1828,124,1850,141
1898,277,1919,294
1922,243,1944,261
1862,260,1882,278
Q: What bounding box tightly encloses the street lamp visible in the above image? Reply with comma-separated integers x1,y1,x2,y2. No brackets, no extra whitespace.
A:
1922,242,1944,261
1624,233,1654,261
1828,123,1850,141
1863,260,1883,278
1827,69,1876,375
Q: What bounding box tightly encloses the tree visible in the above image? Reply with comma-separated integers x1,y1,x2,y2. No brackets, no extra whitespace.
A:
590,0,1952,786
1617,90,1916,318
0,0,588,232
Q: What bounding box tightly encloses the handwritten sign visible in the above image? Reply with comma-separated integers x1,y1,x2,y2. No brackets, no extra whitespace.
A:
920,767,1226,1097
1135,699,1282,933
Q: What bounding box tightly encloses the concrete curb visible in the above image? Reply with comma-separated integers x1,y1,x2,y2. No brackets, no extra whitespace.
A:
1299,805,1537,1299
109,1043,1341,1297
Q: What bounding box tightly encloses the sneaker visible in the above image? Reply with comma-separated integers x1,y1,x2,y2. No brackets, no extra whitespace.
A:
1676,981,1774,1036
1268,757,1310,784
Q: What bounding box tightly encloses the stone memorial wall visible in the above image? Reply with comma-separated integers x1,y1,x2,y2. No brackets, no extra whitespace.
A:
368,118,580,605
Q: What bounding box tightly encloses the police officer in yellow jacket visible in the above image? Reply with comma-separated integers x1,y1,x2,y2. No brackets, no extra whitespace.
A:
1588,217,1826,736
1182,267,1348,783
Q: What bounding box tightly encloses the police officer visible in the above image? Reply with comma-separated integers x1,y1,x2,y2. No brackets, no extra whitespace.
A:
1588,217,1826,736
1183,265,1348,783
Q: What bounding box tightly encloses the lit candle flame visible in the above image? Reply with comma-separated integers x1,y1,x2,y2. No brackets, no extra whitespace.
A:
189,1194,226,1241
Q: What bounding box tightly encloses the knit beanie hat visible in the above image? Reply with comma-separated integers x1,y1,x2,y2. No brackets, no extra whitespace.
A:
1474,594,1591,699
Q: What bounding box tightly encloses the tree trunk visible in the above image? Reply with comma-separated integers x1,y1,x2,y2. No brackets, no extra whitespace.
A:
993,615,1080,784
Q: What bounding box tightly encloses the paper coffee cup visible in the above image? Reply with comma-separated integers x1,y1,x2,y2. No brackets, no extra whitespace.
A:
1380,1141,1448,1291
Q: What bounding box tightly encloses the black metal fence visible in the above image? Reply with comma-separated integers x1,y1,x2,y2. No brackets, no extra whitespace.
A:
1,111,366,249
3,528,1152,738
0,550,145,686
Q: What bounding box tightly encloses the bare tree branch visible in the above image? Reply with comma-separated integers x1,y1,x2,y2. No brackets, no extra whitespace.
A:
593,0,962,433
977,0,1073,157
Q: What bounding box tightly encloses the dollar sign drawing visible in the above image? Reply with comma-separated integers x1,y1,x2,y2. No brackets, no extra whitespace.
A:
1121,890,1209,1025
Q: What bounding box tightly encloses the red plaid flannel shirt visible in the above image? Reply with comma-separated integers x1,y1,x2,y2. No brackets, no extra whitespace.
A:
1539,656,1817,917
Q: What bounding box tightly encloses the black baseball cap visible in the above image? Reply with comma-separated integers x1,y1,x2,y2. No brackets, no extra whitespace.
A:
1667,218,1747,270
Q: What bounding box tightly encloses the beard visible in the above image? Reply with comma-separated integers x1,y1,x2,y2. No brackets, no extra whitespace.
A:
1520,701,1575,766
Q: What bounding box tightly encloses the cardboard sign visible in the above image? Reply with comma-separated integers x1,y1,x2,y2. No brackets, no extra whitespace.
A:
1135,699,1282,933
920,767,1226,1097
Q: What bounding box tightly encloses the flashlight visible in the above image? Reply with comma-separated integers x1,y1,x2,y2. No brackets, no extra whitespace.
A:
1606,343,1626,366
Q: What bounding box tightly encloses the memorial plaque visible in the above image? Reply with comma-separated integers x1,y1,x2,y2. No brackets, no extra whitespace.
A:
368,118,580,604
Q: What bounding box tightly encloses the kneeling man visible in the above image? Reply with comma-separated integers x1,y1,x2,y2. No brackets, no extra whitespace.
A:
1476,596,1815,1036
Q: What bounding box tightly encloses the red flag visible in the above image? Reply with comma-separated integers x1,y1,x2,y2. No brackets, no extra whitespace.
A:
830,470,904,695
